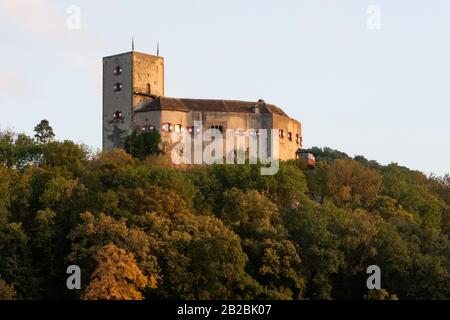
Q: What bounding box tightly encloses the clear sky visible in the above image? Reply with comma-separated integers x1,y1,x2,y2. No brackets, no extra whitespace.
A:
0,0,449,175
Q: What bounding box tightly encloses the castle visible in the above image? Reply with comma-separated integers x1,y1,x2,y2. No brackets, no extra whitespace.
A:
102,49,304,161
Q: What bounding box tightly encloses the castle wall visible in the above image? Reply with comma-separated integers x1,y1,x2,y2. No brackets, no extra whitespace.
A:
272,113,302,160
134,108,301,161
103,51,165,150
135,110,162,130
132,52,164,107
103,52,133,150
135,110,188,131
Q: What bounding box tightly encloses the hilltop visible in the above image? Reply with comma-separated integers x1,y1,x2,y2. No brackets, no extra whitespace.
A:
0,122,449,300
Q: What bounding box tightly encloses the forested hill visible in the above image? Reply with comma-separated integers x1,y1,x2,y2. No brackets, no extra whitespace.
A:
0,122,449,300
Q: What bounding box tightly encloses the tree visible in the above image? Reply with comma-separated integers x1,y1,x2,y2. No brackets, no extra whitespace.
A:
283,205,345,299
0,222,32,299
181,214,262,299
2,123,450,301
41,141,87,171
304,147,349,163
323,159,382,208
0,165,12,224
0,276,16,300
247,239,305,299
91,149,134,187
131,210,262,300
381,164,445,228
82,243,156,300
366,195,413,220
220,188,286,240
29,209,58,299
125,131,162,159
68,211,159,283
0,131,41,169
34,119,55,144
364,289,398,300
426,174,450,236
263,163,310,210
0,131,14,168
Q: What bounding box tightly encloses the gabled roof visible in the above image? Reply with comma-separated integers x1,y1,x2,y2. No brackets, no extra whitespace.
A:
135,96,288,117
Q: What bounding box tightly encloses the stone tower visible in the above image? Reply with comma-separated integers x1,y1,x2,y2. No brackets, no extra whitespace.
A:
102,50,164,150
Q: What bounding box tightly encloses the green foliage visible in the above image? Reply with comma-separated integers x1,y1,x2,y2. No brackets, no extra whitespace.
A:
41,140,88,172
220,188,286,240
34,119,55,144
1,124,450,300
0,131,41,169
382,164,445,228
245,239,305,299
304,147,349,162
0,222,33,299
125,131,162,160
322,159,383,208
283,205,345,299
364,289,398,300
0,276,16,300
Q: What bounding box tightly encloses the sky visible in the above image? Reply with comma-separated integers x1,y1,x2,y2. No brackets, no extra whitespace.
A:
0,0,449,175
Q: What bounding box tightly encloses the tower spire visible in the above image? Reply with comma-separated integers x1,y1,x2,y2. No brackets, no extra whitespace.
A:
132,37,135,51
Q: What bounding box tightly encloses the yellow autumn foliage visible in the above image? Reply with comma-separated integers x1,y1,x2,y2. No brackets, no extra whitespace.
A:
82,243,156,300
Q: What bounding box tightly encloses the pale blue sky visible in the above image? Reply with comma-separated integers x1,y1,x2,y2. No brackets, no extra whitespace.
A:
0,0,449,175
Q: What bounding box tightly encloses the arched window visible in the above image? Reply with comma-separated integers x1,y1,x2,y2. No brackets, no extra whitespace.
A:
187,126,201,135
113,110,123,121
113,66,122,75
113,83,123,92
161,123,173,132
210,125,223,133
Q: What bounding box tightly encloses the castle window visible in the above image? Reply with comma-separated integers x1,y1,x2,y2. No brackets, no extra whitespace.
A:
296,134,301,145
174,124,182,134
288,132,292,141
113,66,122,75
187,126,201,135
141,125,156,133
279,129,285,138
113,83,123,92
251,106,260,114
161,123,173,133
210,125,223,133
147,83,151,95
113,111,123,121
